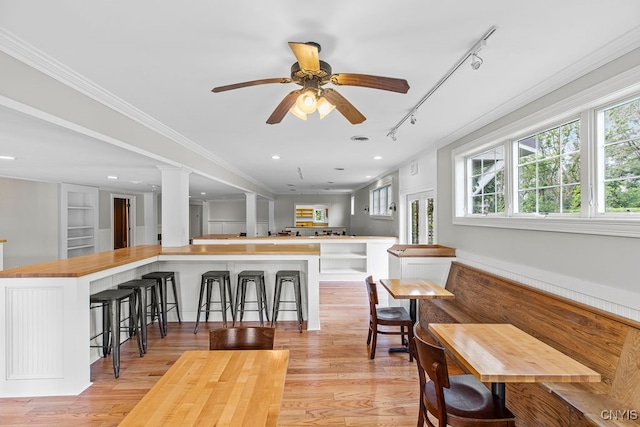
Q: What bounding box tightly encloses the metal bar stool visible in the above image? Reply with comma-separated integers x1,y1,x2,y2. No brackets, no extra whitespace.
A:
142,271,182,335
118,279,164,352
233,270,269,326
89,288,143,378
271,270,304,332
194,270,234,333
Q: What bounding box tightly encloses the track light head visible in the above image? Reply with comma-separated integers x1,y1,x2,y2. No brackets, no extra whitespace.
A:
471,53,483,70
410,114,417,125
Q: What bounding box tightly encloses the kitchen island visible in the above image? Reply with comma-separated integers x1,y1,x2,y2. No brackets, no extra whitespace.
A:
0,243,319,398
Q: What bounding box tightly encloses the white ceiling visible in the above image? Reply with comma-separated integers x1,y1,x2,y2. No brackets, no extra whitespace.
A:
1,1,640,200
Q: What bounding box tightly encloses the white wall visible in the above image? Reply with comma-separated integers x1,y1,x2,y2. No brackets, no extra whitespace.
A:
350,172,400,237
437,48,640,320
0,177,59,268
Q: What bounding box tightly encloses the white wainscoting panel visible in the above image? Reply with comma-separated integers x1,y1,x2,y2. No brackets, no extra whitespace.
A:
6,286,65,379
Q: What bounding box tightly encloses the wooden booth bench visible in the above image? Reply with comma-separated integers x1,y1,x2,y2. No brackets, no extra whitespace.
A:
417,261,640,426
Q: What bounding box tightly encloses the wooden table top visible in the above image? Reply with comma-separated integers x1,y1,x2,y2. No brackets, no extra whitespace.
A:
118,350,289,427
380,278,455,300
0,244,320,278
428,323,601,384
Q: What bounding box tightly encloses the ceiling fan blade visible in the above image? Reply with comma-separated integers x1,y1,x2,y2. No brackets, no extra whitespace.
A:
288,42,320,71
266,90,300,124
331,73,410,94
322,89,366,124
212,77,292,93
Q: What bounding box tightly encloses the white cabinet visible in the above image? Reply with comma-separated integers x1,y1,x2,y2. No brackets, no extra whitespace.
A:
319,238,396,280
60,184,99,259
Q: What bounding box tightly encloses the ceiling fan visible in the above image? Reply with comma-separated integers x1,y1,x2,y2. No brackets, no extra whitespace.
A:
212,42,410,124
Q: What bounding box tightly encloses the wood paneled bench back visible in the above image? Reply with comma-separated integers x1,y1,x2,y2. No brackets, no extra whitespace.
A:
418,261,640,427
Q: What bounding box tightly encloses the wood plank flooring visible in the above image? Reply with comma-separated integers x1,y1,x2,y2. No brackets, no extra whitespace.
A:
0,282,437,426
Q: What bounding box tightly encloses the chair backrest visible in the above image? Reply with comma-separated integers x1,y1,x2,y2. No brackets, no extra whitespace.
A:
209,327,275,350
365,276,379,322
413,323,450,425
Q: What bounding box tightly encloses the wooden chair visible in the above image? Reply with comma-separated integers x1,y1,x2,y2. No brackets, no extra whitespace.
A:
209,326,275,350
413,323,516,427
365,276,414,361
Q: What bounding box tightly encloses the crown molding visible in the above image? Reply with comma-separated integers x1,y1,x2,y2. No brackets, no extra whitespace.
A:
0,28,276,195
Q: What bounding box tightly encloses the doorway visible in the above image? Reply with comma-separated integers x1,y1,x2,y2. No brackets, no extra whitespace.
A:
114,198,130,249
407,191,436,244
189,204,203,239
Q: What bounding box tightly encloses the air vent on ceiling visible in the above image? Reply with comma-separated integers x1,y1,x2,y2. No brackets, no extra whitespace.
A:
350,135,370,142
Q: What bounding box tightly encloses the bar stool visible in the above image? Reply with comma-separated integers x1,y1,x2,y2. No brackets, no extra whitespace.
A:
271,270,304,332
118,279,164,352
89,288,143,378
142,271,182,335
194,270,234,333
233,270,269,326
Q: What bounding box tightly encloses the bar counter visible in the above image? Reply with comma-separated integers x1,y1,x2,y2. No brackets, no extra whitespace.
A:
0,243,320,398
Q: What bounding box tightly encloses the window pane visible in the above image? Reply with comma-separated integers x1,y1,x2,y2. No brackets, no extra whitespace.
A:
562,184,581,213
538,158,560,187
561,121,580,154
518,164,537,189
472,196,484,214
538,128,560,159
518,190,536,213
604,97,640,143
562,153,581,185
518,137,537,164
605,178,640,212
539,187,561,213
411,200,419,244
472,159,482,176
426,198,435,244
467,146,505,215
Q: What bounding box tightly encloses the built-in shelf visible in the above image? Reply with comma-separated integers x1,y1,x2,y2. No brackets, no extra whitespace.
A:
60,184,99,259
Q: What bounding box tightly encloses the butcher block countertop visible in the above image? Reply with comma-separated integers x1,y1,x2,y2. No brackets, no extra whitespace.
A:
0,244,320,278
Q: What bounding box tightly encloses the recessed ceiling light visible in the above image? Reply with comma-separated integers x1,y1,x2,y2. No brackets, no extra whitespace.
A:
129,180,144,184
366,175,372,178
201,192,206,195
0,155,16,160
107,175,118,180
373,156,383,160
272,155,281,160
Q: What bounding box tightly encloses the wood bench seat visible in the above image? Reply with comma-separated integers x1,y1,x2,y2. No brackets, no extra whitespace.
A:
418,261,640,427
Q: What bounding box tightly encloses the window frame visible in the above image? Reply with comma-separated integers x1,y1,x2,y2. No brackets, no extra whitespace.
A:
369,178,394,219
452,66,640,238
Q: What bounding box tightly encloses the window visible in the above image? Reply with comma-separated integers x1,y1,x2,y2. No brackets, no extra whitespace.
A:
598,97,640,213
468,146,505,215
370,183,392,217
453,72,640,238
350,195,355,215
515,120,581,214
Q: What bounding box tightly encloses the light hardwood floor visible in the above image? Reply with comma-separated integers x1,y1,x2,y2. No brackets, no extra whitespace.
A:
0,282,436,426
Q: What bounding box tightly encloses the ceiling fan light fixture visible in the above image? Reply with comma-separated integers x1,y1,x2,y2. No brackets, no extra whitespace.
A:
296,89,317,114
289,104,307,120
317,96,335,119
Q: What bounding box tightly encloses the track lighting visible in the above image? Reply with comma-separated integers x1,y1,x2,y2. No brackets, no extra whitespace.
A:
470,53,483,70
386,26,497,138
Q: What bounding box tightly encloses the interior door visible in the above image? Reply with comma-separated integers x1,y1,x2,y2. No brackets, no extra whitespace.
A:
114,197,129,249
189,204,203,239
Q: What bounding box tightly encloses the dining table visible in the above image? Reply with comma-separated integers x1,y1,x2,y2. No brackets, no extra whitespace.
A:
380,278,455,324
428,323,601,408
380,278,454,353
118,349,289,427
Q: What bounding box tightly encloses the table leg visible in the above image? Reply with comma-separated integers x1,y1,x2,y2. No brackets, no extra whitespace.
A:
388,298,416,354
409,299,417,324
492,382,506,408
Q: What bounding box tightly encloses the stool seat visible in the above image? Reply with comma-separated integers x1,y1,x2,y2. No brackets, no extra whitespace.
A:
118,279,164,352
195,271,234,333
272,270,304,332
142,271,181,335
234,270,269,326
90,288,143,378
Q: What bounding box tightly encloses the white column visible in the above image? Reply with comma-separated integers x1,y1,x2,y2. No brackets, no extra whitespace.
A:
245,192,257,236
143,192,158,245
159,166,191,247
268,200,276,235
